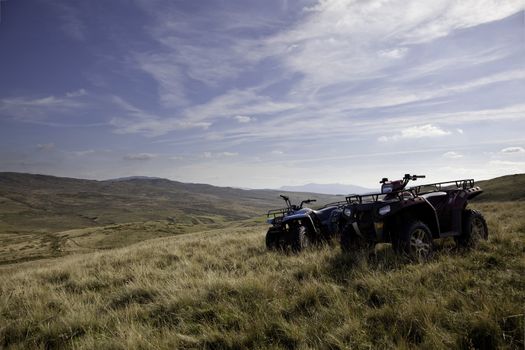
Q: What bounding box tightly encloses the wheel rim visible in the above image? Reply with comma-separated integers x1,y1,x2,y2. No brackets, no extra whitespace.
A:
410,228,431,261
470,218,485,243
300,232,309,248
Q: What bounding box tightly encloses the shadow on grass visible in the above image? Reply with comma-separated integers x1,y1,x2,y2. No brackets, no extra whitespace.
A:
324,241,463,284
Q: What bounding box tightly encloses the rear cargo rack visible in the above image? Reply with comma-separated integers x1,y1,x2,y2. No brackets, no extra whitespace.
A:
345,179,476,204
410,179,474,195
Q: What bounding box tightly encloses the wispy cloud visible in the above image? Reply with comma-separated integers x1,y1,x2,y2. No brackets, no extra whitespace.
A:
378,124,451,142
443,151,463,159
37,143,55,151
0,95,84,122
202,151,239,159
501,146,525,154
124,153,157,161
234,115,254,123
51,2,87,41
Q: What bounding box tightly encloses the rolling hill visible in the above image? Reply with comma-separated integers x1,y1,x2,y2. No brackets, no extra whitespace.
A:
0,172,346,264
475,173,525,202
0,172,342,234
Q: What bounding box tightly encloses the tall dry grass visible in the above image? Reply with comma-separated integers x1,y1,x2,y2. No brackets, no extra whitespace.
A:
0,202,523,349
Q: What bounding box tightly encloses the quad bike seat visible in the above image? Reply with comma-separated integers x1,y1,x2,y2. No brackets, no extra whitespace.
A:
313,206,338,222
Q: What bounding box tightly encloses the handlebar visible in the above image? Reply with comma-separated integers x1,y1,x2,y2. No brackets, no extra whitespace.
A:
299,198,316,208
404,174,425,181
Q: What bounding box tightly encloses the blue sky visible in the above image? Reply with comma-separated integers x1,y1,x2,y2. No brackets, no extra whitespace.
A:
0,0,524,188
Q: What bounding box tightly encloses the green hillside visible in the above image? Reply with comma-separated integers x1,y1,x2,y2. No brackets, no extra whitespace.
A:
475,173,525,202
0,172,341,234
0,172,342,264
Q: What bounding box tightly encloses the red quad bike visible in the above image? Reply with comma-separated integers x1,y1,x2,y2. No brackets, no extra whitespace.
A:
339,174,488,262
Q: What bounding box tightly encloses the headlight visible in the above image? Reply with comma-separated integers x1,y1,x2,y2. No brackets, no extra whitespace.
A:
343,207,352,217
382,184,393,194
378,205,390,215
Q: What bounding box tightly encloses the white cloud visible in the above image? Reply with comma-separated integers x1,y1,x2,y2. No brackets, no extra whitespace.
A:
488,160,525,174
234,115,254,123
220,152,238,157
263,0,523,89
52,2,86,41
37,143,55,151
66,89,87,98
0,94,85,123
379,124,451,142
501,146,525,154
201,151,239,159
135,53,188,107
110,96,211,136
124,153,157,161
70,149,95,156
442,151,463,159
184,89,298,123
378,48,408,59
343,69,525,110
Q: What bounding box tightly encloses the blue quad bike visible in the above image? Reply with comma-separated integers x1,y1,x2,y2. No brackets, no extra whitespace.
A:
265,195,346,252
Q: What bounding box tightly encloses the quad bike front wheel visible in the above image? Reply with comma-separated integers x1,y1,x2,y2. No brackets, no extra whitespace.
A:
456,209,488,248
395,220,433,262
340,224,373,253
266,227,282,250
290,225,310,252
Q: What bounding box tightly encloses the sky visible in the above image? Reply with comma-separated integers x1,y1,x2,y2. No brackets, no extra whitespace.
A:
0,0,524,189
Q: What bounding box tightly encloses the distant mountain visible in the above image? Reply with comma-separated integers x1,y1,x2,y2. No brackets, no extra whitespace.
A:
280,183,375,195
107,176,165,181
0,172,343,234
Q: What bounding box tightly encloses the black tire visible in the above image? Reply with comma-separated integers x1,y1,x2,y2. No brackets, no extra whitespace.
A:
395,220,433,262
290,225,310,252
266,227,281,250
340,224,370,253
456,209,488,248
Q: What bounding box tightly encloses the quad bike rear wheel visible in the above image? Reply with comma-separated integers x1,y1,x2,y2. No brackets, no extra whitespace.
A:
291,225,310,252
456,209,488,248
394,220,433,262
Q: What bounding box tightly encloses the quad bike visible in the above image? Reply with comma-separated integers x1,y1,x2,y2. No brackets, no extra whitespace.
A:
266,195,345,252
339,174,488,261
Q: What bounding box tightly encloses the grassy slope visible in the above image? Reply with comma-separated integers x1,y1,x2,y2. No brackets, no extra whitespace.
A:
0,201,523,349
0,172,339,264
475,174,525,202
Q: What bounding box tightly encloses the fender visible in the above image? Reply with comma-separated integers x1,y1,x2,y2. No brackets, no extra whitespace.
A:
282,212,318,234
385,199,441,238
465,186,483,200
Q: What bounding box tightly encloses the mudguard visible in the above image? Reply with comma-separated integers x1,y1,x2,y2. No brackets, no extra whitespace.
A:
282,212,317,233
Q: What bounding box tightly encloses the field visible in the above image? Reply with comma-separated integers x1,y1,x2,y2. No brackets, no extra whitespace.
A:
0,201,523,349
